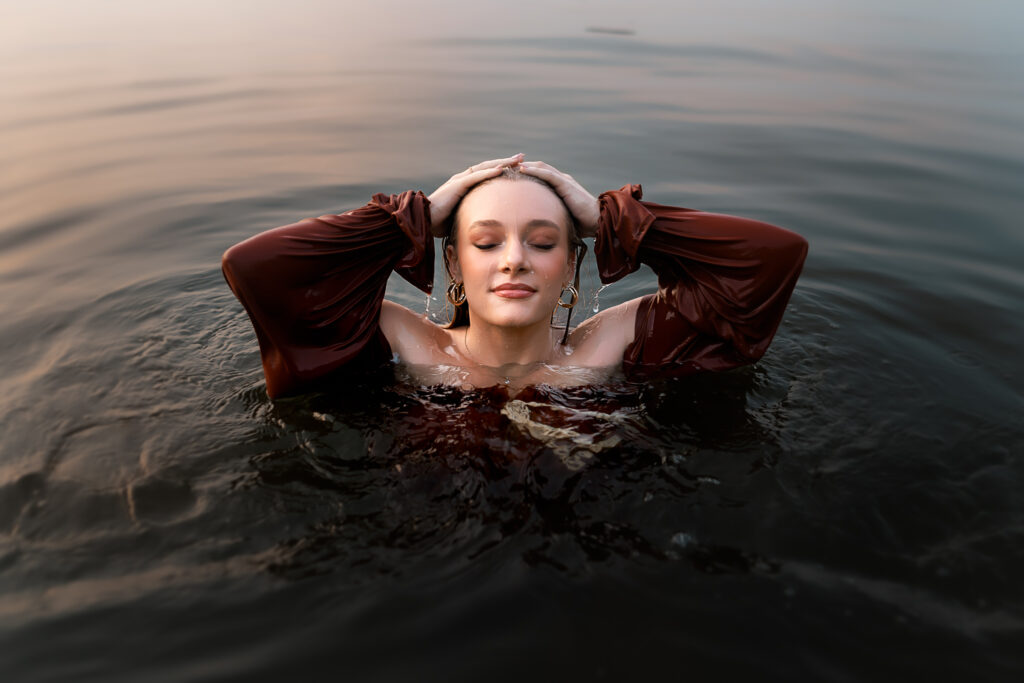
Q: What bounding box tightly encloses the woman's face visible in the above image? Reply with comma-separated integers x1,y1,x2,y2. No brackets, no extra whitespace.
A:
448,180,575,331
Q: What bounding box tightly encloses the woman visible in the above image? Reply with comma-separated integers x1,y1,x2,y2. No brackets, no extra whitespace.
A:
222,154,807,399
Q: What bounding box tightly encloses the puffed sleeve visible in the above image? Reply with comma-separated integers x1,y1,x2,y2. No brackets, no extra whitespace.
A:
595,184,808,378
221,191,433,398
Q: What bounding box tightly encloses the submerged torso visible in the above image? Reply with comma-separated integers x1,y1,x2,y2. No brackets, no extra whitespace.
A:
378,366,650,471
396,360,622,393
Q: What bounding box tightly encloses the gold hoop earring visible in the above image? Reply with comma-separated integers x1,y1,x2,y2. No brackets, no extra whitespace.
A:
446,281,467,306
556,285,578,310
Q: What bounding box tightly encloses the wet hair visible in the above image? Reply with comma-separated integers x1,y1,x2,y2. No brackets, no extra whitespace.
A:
442,167,587,343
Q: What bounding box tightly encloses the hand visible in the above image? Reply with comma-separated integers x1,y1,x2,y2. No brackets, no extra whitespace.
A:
427,153,524,237
518,160,599,238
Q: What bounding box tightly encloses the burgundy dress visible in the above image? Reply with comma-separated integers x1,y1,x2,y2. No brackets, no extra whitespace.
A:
221,185,808,399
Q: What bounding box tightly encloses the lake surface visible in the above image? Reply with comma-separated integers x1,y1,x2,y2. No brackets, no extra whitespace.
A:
2,1,1023,680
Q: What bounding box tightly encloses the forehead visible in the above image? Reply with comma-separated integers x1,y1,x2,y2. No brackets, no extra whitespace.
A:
459,180,567,227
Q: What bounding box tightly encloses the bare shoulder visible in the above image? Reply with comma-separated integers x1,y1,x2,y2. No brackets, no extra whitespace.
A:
565,298,641,367
380,300,455,365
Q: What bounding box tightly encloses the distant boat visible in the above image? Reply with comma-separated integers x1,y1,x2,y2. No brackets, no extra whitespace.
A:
585,27,635,36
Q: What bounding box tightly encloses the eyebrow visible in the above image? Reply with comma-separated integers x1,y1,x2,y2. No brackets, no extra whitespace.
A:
467,219,563,230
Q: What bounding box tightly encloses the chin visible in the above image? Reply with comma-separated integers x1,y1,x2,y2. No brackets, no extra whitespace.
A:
475,307,550,330
491,314,545,329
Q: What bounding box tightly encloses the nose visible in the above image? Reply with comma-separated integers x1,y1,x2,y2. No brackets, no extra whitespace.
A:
500,239,528,273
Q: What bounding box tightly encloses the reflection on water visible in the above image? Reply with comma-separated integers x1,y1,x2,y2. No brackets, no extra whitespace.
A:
2,1,1024,680
247,371,779,583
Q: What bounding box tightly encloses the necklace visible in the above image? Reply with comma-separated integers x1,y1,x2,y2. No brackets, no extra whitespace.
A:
463,328,512,385
462,328,564,387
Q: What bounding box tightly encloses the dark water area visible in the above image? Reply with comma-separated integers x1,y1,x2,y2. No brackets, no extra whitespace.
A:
2,1,1024,680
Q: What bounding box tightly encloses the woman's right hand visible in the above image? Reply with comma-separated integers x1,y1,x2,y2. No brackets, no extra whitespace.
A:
427,153,523,237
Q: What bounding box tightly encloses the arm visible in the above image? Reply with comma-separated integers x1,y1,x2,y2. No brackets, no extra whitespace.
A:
517,162,808,376
222,154,525,399
596,184,808,377
221,191,433,399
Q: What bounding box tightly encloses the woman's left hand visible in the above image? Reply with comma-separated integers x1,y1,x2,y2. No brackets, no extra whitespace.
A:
518,160,599,238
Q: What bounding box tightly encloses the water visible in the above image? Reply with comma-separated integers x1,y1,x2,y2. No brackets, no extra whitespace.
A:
2,1,1024,680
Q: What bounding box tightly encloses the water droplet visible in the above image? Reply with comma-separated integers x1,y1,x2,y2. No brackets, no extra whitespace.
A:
590,284,609,314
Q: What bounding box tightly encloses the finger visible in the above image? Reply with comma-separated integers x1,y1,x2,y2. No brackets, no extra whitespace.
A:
438,165,506,200
431,165,504,200
460,153,524,175
445,164,506,186
518,165,557,186
519,161,570,178
520,160,559,172
462,165,507,185
519,163,575,186
518,161,552,174
480,152,524,166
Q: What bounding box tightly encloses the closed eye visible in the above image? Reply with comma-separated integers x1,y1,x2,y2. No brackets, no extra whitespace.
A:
532,244,556,250
473,244,499,250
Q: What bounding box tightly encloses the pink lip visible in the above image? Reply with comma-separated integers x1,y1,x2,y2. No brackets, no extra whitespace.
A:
492,283,536,299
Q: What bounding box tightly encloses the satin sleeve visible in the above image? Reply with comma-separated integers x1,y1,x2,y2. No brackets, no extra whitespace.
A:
221,191,433,398
595,184,808,378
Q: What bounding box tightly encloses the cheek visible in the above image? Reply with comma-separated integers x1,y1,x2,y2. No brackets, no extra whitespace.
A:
456,248,491,284
538,251,573,283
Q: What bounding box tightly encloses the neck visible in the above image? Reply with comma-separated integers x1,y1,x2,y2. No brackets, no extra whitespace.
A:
463,320,558,368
